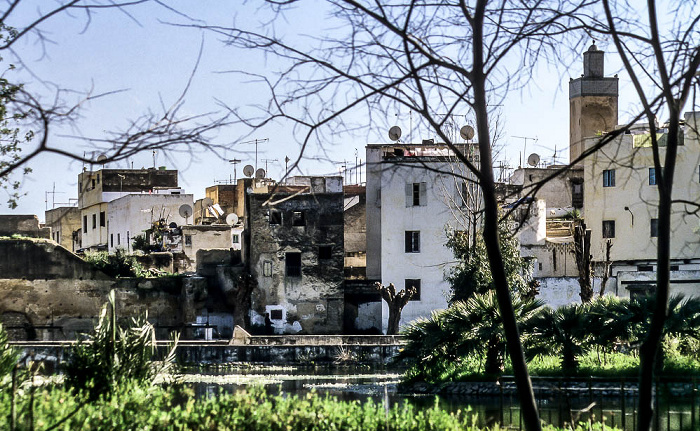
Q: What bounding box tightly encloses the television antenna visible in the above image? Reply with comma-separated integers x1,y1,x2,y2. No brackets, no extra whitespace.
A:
240,138,269,172
512,135,538,167
229,159,242,183
261,158,278,175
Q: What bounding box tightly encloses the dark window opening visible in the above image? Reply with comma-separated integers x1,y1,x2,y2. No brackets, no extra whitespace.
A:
671,265,679,271
117,233,120,245
412,183,421,206
83,215,87,233
110,234,113,248
99,211,106,227
571,181,583,209
269,209,282,225
292,210,306,226
637,265,653,272
96,174,100,184
602,220,615,238
552,248,557,272
405,279,421,301
92,214,97,229
405,231,420,253
650,218,658,237
185,235,192,246
318,245,333,260
270,309,283,320
603,169,616,187
91,178,96,189
286,252,302,277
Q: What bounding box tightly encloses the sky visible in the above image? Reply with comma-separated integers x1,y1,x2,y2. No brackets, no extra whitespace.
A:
1,1,647,220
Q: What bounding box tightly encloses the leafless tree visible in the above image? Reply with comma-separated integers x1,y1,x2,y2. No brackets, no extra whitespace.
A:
374,282,415,335
584,1,700,429
191,2,606,429
0,1,226,207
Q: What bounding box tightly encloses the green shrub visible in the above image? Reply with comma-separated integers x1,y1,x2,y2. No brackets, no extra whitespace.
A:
0,323,18,386
84,249,149,277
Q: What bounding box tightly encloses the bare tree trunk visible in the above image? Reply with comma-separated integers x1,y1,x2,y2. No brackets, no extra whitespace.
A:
599,240,613,297
471,3,540,429
574,222,593,303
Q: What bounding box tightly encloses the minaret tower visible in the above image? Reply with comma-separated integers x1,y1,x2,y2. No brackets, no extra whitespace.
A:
569,42,619,163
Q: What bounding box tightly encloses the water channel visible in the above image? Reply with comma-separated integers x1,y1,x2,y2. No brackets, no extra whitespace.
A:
181,366,699,431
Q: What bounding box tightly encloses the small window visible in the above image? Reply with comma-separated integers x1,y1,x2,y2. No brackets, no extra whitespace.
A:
269,209,282,225
270,309,283,320
83,215,87,233
318,245,333,260
292,211,306,226
56,232,60,243
405,231,420,253
405,279,421,301
99,211,106,227
117,233,121,245
232,234,240,244
602,220,615,238
286,252,302,277
110,234,113,248
603,169,615,187
405,182,427,207
185,235,192,246
96,174,100,184
637,265,653,272
670,265,679,271
650,218,658,237
91,178,96,189
649,168,657,185
79,183,83,193
92,214,97,229
263,261,272,277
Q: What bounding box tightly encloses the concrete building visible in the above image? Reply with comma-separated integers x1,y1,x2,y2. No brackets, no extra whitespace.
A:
45,207,81,252
107,193,194,253
77,168,181,250
245,176,345,334
0,215,51,239
366,143,473,332
583,111,700,298
569,42,619,162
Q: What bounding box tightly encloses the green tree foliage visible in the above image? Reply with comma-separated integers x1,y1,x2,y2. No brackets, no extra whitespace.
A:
447,226,535,303
83,249,149,278
0,323,18,386
400,291,542,381
64,291,177,399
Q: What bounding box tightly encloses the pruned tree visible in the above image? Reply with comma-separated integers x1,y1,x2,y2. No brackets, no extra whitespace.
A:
374,282,415,335
573,221,593,303
199,2,597,429
598,239,613,297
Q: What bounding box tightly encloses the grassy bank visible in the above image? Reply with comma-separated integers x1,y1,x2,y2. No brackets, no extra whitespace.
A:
1,383,618,431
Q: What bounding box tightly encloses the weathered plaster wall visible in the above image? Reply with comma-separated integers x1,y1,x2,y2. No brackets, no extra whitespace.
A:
247,190,344,334
44,207,81,251
0,215,50,239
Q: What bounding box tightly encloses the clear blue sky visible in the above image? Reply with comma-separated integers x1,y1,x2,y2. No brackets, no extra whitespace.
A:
2,1,644,220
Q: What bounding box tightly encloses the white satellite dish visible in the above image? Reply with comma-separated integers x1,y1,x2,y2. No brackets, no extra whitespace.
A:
527,153,541,167
388,126,402,141
255,168,266,179
243,165,255,177
178,204,193,224
460,125,475,141
202,197,214,207
225,213,239,226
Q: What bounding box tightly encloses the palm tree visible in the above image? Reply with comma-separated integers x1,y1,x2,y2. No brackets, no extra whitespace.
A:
523,304,590,374
399,291,542,380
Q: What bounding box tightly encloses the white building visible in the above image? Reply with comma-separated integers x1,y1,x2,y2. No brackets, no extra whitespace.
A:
366,143,475,332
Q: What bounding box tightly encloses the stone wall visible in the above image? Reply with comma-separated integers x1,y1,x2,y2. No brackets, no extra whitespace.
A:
0,215,51,239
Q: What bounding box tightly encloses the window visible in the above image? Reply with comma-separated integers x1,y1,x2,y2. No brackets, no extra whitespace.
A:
99,211,106,227
117,233,121,245
650,218,658,237
263,261,272,277
318,245,333,260
602,220,615,238
185,235,192,246
110,234,113,248
270,309,283,320
292,211,306,226
571,181,583,208
637,265,653,272
649,168,657,185
91,178,96,189
405,182,427,207
92,214,97,229
405,279,421,301
56,232,60,243
285,252,302,277
269,209,282,225
405,231,420,253
96,174,100,184
232,234,240,244
83,215,87,233
603,169,615,187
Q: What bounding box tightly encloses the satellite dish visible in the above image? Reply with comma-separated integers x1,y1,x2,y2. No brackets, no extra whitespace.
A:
178,204,193,224
96,154,108,163
255,168,266,179
202,197,214,207
243,165,255,177
388,126,402,141
460,125,475,140
225,213,239,226
527,153,541,167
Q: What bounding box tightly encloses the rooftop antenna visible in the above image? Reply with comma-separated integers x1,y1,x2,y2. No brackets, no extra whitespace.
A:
261,158,278,176
229,159,242,183
512,136,538,167
241,138,269,172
